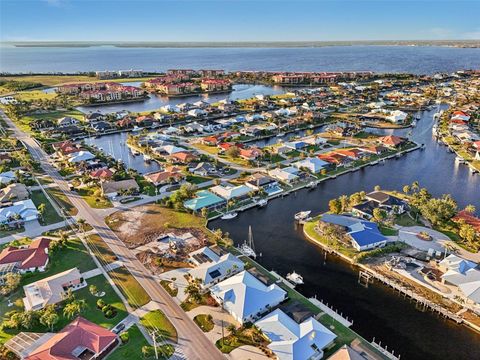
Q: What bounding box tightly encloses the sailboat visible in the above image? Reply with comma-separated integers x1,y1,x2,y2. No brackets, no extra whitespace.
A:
238,226,257,258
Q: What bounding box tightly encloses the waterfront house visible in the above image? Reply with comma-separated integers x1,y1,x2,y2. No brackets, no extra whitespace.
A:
188,247,244,288
89,168,114,181
365,191,407,214
0,183,29,204
245,173,280,192
84,111,106,123
378,135,405,148
0,199,38,225
169,151,198,164
68,151,96,164
0,170,17,185
6,317,118,360
101,179,139,198
184,190,226,212
189,162,217,176
268,167,300,184
0,238,51,275
91,120,112,133
57,116,79,128
51,140,82,158
23,267,86,311
293,157,330,174
320,214,387,251
387,110,408,124
239,147,262,161
144,169,185,186
209,182,252,201
327,345,365,360
439,254,480,305
255,308,337,360
200,79,232,92
210,270,287,324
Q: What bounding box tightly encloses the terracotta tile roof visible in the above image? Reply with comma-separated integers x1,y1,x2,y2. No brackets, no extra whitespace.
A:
453,210,480,232
25,317,117,360
0,238,51,270
90,168,113,179
144,171,184,184
379,135,404,146
169,151,197,163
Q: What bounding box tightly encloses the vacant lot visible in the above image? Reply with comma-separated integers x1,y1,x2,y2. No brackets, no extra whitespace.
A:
30,190,63,225
86,234,118,264
106,205,212,247
140,310,178,343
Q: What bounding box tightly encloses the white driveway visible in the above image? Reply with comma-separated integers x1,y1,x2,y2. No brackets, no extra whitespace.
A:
157,268,190,302
187,305,238,344
397,226,449,252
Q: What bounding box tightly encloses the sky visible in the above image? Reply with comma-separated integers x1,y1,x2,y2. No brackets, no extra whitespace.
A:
0,0,479,42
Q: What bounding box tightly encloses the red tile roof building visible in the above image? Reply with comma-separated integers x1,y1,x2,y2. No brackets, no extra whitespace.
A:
453,210,480,233
378,135,405,147
90,168,113,180
0,238,51,273
24,317,117,360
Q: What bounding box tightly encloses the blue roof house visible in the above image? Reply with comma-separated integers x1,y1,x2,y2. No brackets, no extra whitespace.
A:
184,190,226,212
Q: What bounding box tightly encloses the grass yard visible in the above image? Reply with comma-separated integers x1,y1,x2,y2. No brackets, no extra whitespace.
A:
395,212,422,227
74,274,128,329
108,325,149,360
378,224,399,236
109,266,151,307
77,187,112,209
13,90,58,102
215,324,268,354
85,234,118,264
0,226,25,239
160,280,178,297
140,310,178,343
193,314,214,332
30,190,63,225
186,175,211,184
0,75,156,87
45,187,78,216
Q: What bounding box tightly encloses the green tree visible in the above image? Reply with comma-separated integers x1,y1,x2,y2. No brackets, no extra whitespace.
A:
63,299,86,319
339,195,349,212
226,146,240,158
142,345,154,358
40,305,59,331
374,185,381,191
37,203,46,221
89,285,98,295
464,204,476,214
420,194,457,226
402,185,411,194
459,223,477,244
373,208,387,223
328,198,342,214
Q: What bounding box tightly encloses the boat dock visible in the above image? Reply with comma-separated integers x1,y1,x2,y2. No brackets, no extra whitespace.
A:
270,270,296,289
309,296,353,328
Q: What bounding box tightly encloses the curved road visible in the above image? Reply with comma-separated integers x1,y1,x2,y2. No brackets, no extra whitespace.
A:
1,110,225,360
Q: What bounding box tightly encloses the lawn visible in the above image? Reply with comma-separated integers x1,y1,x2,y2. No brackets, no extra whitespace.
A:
0,273,128,343
140,310,178,343
215,324,268,354
193,314,214,332
186,175,211,184
77,187,113,209
108,325,149,360
0,226,25,239
395,212,422,227
45,187,78,216
0,75,155,87
85,234,118,264
13,90,58,102
74,274,128,328
378,224,399,236
30,190,63,225
159,280,178,297
108,266,151,308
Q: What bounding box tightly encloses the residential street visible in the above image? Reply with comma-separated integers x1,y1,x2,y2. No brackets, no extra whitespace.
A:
1,109,225,360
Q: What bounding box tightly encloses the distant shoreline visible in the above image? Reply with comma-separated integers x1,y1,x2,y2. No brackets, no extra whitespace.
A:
2,40,480,48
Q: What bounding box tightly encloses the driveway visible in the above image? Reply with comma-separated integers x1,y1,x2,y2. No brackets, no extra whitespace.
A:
228,345,268,360
397,226,449,253
157,268,191,302
187,305,238,344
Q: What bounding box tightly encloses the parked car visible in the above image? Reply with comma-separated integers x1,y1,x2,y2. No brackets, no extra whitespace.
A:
112,323,125,334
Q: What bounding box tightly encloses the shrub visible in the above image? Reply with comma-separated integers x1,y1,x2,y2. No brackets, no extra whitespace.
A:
120,331,129,343
105,309,113,318
96,299,106,309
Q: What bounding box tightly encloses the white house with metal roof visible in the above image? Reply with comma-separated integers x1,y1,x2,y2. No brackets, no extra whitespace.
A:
256,308,337,360
188,247,244,287
209,183,252,201
439,254,480,305
210,271,287,324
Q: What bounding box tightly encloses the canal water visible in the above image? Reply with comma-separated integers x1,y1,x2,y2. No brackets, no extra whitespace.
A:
83,132,162,174
210,107,480,360
76,83,286,114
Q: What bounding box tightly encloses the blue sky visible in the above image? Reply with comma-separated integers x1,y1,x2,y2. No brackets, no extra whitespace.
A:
1,0,479,42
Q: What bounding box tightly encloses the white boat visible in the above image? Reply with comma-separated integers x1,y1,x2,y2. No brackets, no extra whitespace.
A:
286,271,304,285
132,126,141,132
294,210,311,221
411,120,417,127
257,199,268,207
221,212,238,220
131,148,140,156
143,154,152,162
455,156,464,163
238,226,257,258
276,132,285,137
306,181,317,189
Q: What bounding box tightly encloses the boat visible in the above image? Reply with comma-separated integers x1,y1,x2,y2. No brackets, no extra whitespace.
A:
286,271,304,285
131,148,140,156
257,199,268,207
276,132,285,137
294,210,311,221
308,124,314,129
306,181,317,189
470,167,479,174
132,126,141,132
221,212,238,220
238,226,257,258
455,156,464,163
415,114,421,120
143,154,152,163
411,120,417,127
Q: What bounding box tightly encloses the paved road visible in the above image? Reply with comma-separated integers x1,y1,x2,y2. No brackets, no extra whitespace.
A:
1,110,225,360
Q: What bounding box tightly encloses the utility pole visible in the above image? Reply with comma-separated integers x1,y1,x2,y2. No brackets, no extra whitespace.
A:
151,330,159,359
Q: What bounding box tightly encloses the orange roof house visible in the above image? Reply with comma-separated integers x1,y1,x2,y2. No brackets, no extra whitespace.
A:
169,151,198,164
144,170,185,186
90,168,113,180
378,135,405,147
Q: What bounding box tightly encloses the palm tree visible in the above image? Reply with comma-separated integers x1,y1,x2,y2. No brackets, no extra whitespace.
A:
464,204,476,214
63,299,86,319
227,324,237,336
77,218,86,233
37,203,46,221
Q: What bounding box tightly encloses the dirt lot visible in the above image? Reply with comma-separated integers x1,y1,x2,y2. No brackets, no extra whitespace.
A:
106,204,214,248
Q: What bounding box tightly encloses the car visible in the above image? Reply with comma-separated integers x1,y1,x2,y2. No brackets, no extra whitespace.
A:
113,323,125,334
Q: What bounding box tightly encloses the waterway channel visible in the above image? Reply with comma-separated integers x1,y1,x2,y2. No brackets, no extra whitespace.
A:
210,106,480,360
